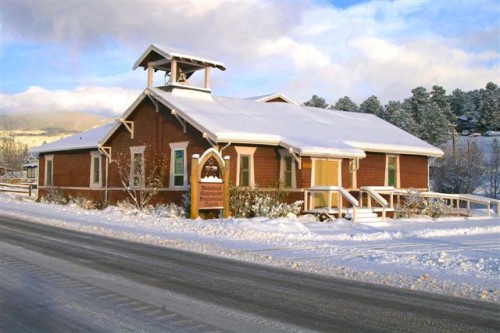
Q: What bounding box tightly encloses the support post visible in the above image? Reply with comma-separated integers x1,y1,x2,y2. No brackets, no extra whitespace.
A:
223,156,230,218
147,64,154,87
171,59,177,84
190,154,199,219
204,66,211,90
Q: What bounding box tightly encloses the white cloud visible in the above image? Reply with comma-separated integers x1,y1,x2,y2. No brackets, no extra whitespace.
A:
2,0,498,110
257,37,331,70
2,86,141,116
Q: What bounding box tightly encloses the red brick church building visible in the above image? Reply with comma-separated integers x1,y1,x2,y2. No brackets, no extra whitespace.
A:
32,44,443,217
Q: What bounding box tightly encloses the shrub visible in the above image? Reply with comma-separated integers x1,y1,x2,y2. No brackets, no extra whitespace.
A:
145,203,186,218
41,188,67,205
69,196,98,210
395,189,453,218
229,184,303,218
422,198,453,218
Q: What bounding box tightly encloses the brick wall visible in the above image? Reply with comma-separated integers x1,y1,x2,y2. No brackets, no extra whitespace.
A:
357,152,386,186
400,155,428,189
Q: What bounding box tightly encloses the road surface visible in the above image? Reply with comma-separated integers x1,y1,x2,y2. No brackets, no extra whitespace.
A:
1,215,499,332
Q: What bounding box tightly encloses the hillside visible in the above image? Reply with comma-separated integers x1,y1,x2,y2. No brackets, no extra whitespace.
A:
0,111,113,149
0,111,112,133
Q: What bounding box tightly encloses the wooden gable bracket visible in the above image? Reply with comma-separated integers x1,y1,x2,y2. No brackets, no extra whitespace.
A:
288,147,302,170
147,93,160,113
98,145,112,162
120,118,134,139
202,132,217,149
171,109,187,133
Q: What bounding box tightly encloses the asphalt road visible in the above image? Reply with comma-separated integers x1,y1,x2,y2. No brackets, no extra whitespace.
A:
1,215,499,332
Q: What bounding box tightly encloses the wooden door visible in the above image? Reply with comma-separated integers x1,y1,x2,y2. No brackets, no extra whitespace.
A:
313,160,340,208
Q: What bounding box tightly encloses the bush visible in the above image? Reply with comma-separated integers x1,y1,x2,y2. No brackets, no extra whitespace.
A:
145,203,186,218
41,188,67,205
69,196,98,210
117,199,140,215
229,184,303,218
422,198,453,218
395,189,453,218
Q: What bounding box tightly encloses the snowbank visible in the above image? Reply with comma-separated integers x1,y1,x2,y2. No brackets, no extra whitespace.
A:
1,193,499,303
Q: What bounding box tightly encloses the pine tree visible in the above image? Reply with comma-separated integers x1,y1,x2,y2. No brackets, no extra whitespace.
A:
477,82,500,132
332,96,358,112
359,95,383,117
302,95,329,109
383,101,416,133
431,85,455,123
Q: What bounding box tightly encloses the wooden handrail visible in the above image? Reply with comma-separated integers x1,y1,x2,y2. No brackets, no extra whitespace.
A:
394,190,500,217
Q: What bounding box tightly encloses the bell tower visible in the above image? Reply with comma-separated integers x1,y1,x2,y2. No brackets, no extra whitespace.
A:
133,44,226,93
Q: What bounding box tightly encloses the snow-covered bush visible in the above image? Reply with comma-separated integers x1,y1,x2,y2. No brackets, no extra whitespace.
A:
422,198,454,218
69,196,98,210
395,189,426,218
41,188,68,205
182,184,191,216
395,189,454,218
145,203,186,218
117,199,185,218
117,199,140,215
230,184,303,218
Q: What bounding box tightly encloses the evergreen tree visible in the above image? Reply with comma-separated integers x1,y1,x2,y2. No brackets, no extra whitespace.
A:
448,88,466,117
431,85,455,123
403,87,449,145
477,82,500,132
332,96,358,112
359,95,383,117
302,95,329,109
383,101,416,133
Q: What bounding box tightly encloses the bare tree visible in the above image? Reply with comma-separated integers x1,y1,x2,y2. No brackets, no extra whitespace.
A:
432,139,484,194
113,147,168,210
484,138,500,198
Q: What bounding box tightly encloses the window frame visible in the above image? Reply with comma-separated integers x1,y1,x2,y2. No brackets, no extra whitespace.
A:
130,146,145,188
90,151,102,188
279,149,296,188
44,154,54,186
385,155,400,188
235,146,257,187
169,142,189,189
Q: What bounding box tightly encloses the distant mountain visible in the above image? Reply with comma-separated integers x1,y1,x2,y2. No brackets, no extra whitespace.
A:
0,111,113,134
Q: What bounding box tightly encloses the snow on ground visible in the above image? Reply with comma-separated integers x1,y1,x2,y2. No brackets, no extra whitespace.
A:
1,192,499,303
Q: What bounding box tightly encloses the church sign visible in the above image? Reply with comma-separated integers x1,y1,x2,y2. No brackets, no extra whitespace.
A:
198,183,224,209
190,148,230,218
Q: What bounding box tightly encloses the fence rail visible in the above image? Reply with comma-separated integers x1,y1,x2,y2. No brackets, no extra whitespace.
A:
394,190,500,217
0,182,34,197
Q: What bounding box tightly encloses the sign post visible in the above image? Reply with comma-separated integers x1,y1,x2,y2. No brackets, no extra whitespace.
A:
190,148,230,219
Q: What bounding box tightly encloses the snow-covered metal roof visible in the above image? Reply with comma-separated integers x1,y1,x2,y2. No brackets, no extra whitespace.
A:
30,122,115,156
31,88,443,159
133,44,226,71
146,87,444,158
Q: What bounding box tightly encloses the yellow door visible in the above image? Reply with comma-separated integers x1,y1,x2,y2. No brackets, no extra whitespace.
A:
313,160,340,208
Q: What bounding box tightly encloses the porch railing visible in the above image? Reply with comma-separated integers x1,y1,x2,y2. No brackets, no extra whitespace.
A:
304,186,359,222
359,186,395,222
394,190,500,217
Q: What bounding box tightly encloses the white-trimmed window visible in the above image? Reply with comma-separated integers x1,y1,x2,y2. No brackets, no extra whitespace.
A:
90,151,102,188
169,142,188,188
385,155,400,187
235,146,256,187
279,150,296,188
45,154,54,186
130,146,145,187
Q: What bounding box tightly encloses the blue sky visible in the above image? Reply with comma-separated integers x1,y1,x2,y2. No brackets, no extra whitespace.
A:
2,0,499,116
